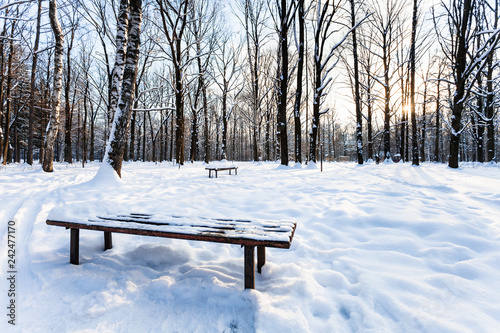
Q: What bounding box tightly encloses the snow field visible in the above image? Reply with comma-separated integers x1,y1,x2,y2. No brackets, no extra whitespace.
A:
1,161,500,332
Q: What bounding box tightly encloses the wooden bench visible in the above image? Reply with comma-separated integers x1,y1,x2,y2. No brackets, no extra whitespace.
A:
205,166,238,178
46,212,296,289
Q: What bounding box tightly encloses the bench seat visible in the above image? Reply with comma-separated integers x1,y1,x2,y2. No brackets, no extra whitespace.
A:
205,166,238,178
47,212,296,289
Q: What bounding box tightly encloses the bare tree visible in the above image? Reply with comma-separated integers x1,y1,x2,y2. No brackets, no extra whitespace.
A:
409,0,418,165
309,0,352,163
43,0,64,172
359,24,376,160
484,0,498,162
109,0,130,122
349,0,363,164
237,0,269,162
105,0,143,176
369,0,405,161
213,31,243,161
433,0,500,168
156,0,190,165
63,8,79,164
27,0,42,165
273,0,297,165
1,8,16,165
293,0,305,163
189,0,220,163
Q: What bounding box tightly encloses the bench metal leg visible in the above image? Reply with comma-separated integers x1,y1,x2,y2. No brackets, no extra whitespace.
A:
70,228,79,265
104,231,112,250
257,246,265,273
244,246,255,289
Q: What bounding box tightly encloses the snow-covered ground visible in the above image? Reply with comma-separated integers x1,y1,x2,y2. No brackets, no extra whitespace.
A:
1,161,500,332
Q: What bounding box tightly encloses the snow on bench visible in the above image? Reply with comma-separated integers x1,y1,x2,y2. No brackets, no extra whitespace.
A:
46,211,296,289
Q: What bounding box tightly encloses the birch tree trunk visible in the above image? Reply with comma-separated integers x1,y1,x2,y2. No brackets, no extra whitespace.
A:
43,0,64,172
105,0,142,177
109,0,130,124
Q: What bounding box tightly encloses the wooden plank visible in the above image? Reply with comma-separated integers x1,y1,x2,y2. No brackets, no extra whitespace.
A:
244,246,255,289
70,228,79,265
47,219,294,248
47,214,296,249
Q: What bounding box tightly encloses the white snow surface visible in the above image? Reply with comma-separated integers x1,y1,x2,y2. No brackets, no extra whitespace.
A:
1,161,500,332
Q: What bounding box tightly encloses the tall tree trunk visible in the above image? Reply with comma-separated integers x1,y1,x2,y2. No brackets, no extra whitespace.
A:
293,0,304,163
2,21,14,165
420,82,427,162
105,0,142,177
40,53,51,164
202,79,209,163
310,51,321,163
129,108,136,160
64,28,76,163
43,0,64,172
350,0,363,164
383,41,391,160
109,0,130,126
434,74,441,162
449,0,472,169
410,0,419,165
0,23,5,163
28,0,43,165
142,111,146,161
277,0,289,166
221,87,228,160
82,81,88,167
174,37,185,165
485,0,498,162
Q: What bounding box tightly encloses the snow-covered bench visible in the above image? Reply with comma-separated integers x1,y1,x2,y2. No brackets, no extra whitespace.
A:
205,166,238,178
46,212,296,289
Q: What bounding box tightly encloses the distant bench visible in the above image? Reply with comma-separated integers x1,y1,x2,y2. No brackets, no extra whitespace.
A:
46,212,296,289
205,166,238,178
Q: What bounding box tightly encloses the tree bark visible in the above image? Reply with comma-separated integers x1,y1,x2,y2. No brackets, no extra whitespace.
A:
485,0,498,162
109,0,130,124
27,0,43,165
448,0,472,169
43,0,64,172
410,0,419,165
277,0,290,166
434,73,441,162
64,27,76,163
293,0,304,164
105,0,142,177
350,0,363,165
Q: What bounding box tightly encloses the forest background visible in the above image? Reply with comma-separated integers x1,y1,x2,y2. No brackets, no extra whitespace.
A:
0,0,498,171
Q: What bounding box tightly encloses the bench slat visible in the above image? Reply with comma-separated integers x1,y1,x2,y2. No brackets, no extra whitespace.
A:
47,213,296,249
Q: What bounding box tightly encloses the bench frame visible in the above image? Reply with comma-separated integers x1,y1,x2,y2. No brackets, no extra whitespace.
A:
47,215,295,290
205,166,238,178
